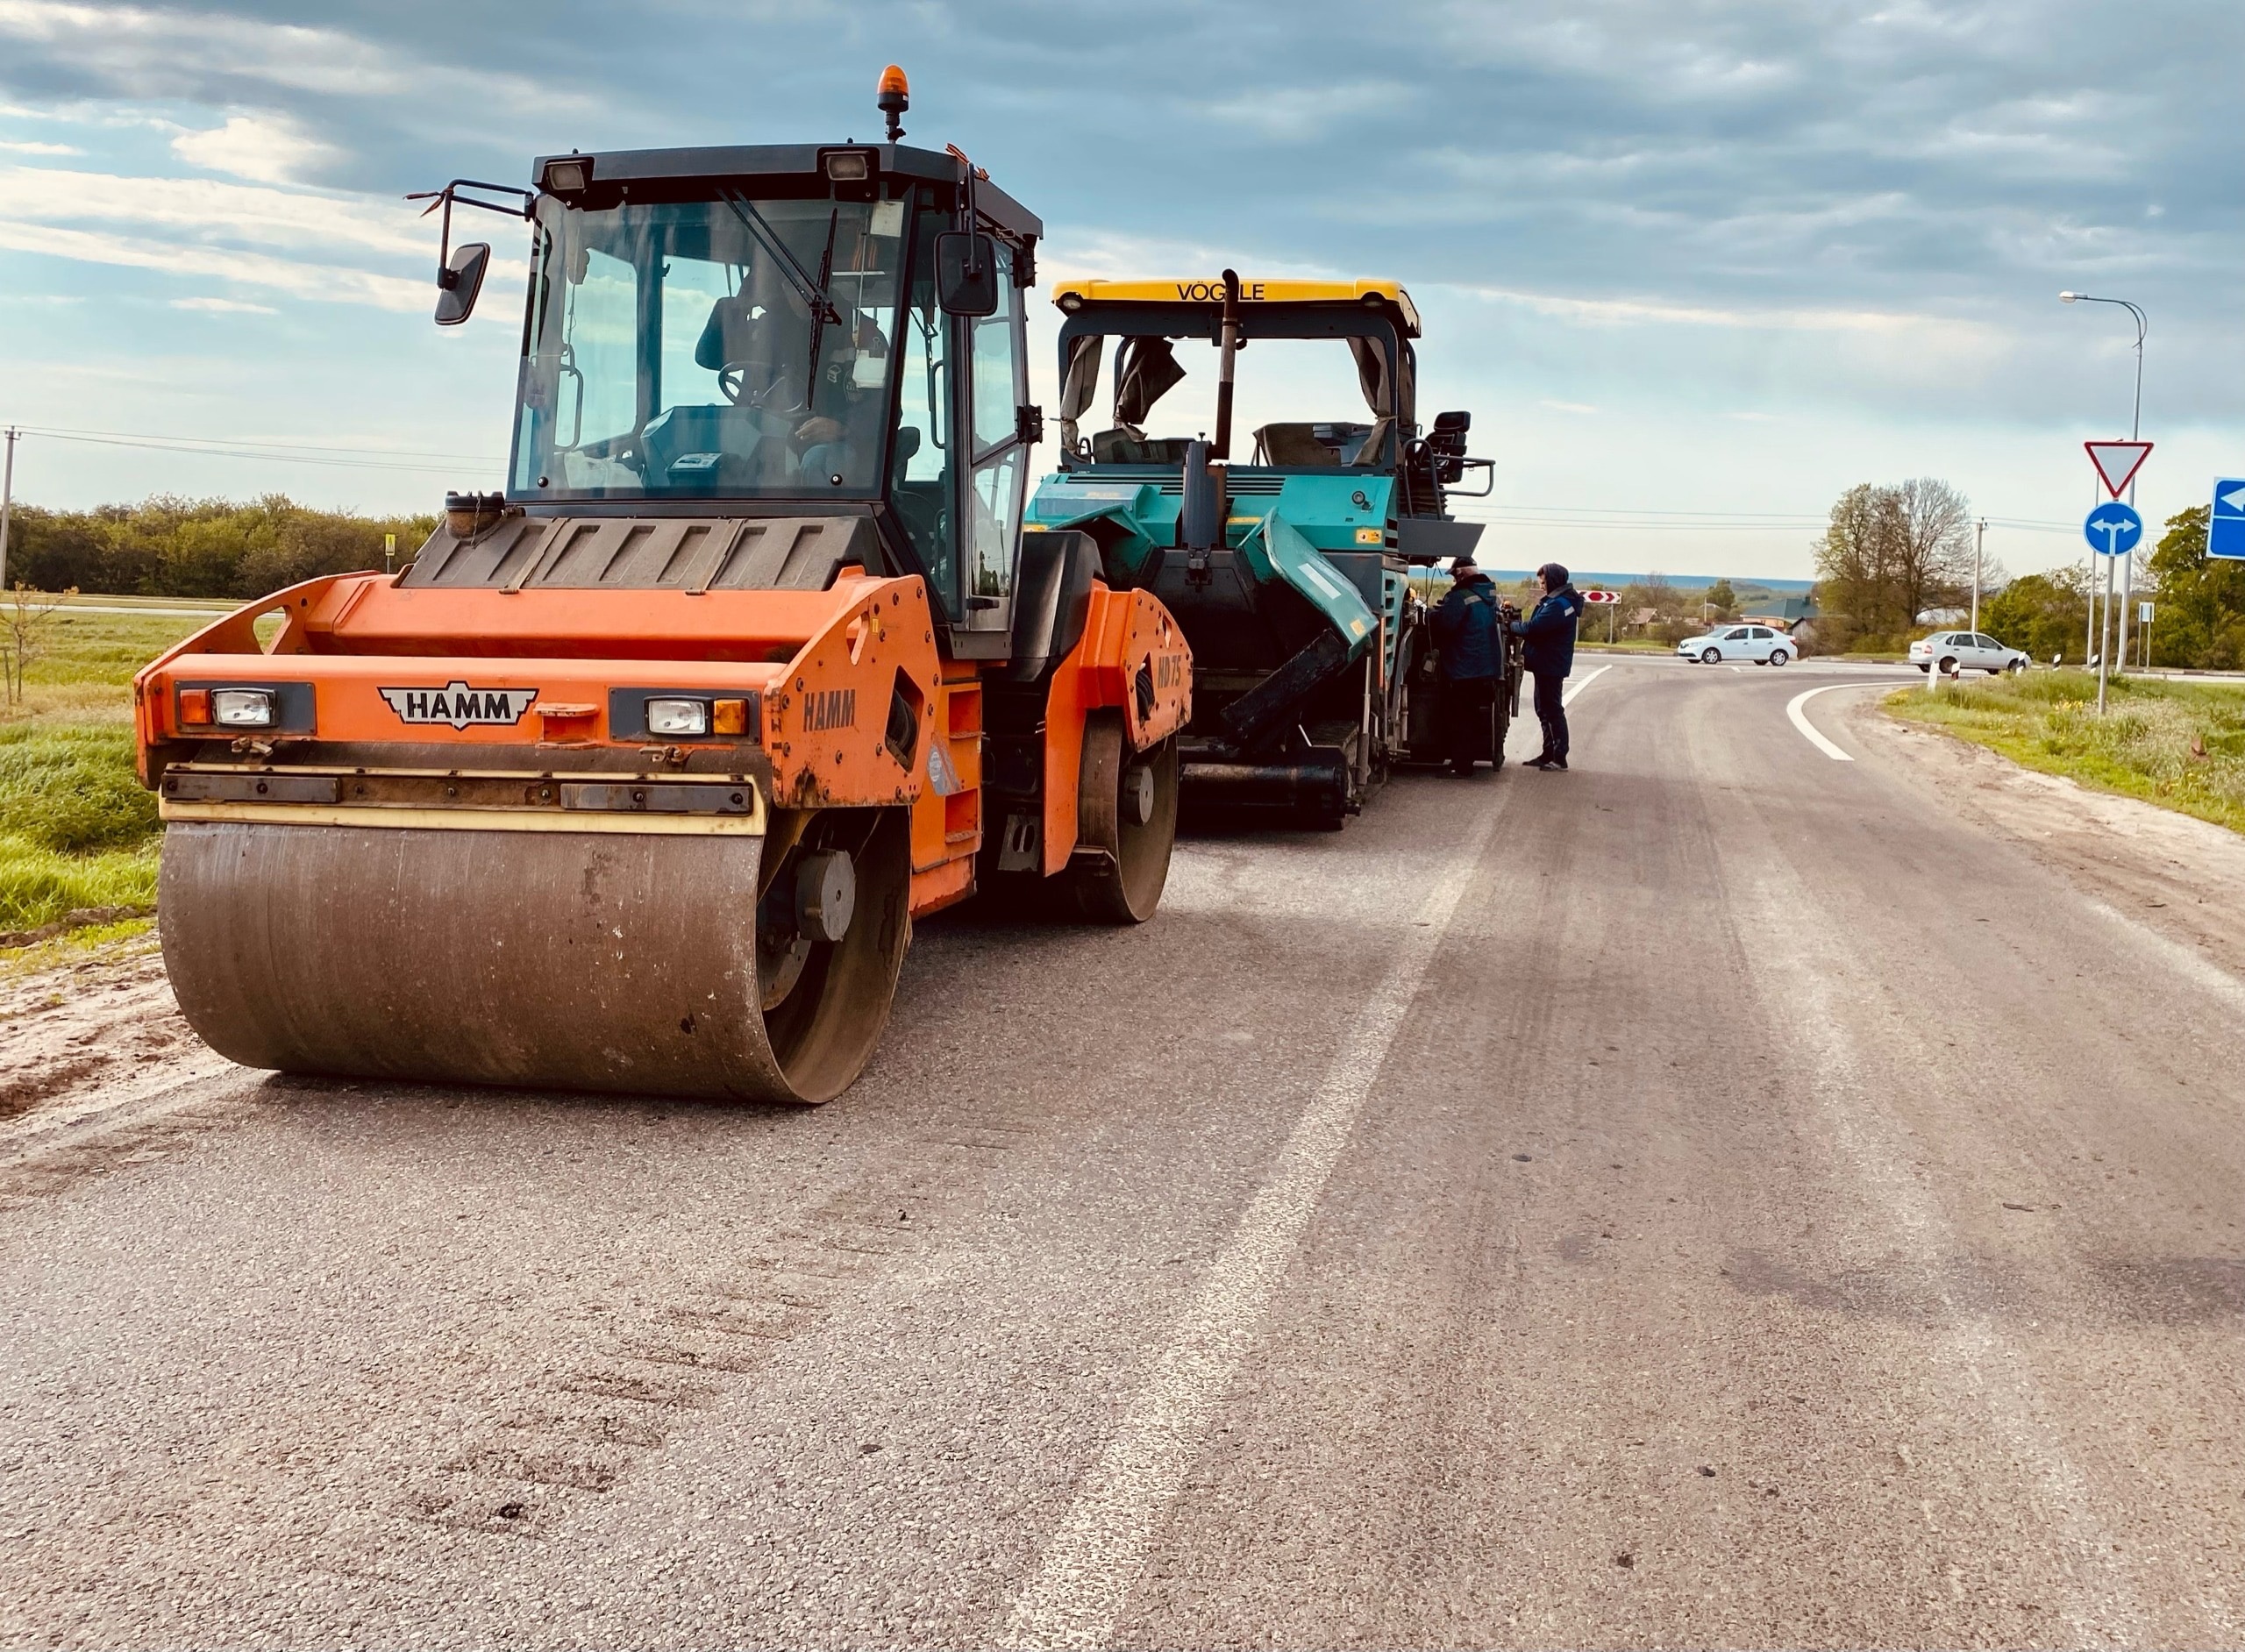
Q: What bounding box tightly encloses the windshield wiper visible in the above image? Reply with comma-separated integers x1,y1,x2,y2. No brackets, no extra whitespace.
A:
716,189,841,325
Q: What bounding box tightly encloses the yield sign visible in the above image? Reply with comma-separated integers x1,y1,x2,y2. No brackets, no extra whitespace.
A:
2085,440,2153,498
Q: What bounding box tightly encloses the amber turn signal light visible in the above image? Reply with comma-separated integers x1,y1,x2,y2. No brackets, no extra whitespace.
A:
712,697,751,737
177,687,211,727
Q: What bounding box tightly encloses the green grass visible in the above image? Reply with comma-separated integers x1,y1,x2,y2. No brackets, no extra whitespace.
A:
15,608,211,715
0,837,158,933
1887,669,2245,836
0,605,199,934
0,723,160,851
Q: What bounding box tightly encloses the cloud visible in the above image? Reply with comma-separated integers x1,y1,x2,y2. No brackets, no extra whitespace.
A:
0,137,76,153
172,113,339,185
1205,82,1404,142
0,163,433,260
0,0,558,108
0,218,425,308
1449,280,1994,344
169,294,277,314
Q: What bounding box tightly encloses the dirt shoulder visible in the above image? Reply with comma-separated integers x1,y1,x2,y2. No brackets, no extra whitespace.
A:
1851,694,2245,985
0,930,231,1129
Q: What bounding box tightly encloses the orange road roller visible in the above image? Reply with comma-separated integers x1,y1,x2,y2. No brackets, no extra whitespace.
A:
132,73,1191,1104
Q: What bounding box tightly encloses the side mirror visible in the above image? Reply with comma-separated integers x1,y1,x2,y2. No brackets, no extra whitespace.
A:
936,232,998,317
435,242,491,327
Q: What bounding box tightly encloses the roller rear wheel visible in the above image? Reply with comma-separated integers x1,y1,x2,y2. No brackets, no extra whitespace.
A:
1063,713,1179,923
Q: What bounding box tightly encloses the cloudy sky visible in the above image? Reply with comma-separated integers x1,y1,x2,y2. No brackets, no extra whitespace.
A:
1,0,2238,580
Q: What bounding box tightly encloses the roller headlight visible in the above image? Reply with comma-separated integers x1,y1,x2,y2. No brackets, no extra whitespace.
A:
645,697,711,737
210,688,279,729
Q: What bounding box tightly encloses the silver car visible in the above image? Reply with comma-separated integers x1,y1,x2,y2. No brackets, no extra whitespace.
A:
1909,630,2028,675
1677,624,1793,666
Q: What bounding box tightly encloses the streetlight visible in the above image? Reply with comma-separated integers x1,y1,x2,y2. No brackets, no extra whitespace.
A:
2059,291,2148,704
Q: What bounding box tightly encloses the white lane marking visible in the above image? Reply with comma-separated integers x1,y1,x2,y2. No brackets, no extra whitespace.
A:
1562,663,1609,707
1785,681,1885,761
998,802,1507,1649
1730,665,1744,674
2081,896,2245,1015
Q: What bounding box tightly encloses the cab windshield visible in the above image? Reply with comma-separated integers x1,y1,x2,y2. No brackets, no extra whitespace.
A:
513,195,908,501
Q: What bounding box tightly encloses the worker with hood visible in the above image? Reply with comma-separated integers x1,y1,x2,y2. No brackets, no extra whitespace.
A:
1429,552,1504,776
1510,561,1586,770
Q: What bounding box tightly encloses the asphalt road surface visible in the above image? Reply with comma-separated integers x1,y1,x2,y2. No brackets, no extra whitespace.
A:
4,656,2241,1648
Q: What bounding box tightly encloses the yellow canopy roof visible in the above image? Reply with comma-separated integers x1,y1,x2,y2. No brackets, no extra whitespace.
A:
1052,278,1420,336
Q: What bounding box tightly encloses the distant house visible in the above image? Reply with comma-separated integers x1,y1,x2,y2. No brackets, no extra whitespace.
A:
1740,595,1818,625
1916,607,1968,626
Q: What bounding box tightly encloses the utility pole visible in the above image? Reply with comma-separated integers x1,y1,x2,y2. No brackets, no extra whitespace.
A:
0,427,17,595
1971,517,1985,632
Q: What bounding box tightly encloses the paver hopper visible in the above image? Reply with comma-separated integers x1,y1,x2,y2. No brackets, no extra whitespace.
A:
133,73,1191,1104
1026,274,1502,825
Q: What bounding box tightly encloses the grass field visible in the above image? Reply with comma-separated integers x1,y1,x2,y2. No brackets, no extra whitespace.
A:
0,604,205,936
1887,669,2245,837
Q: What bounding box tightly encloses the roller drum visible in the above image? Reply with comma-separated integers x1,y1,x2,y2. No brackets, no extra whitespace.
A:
159,815,910,1103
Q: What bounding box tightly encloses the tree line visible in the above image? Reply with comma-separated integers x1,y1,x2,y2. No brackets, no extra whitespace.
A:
3,496,437,602
1811,479,2245,670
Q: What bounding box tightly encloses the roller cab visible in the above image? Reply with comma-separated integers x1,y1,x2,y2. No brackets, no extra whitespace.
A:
133,87,1191,1105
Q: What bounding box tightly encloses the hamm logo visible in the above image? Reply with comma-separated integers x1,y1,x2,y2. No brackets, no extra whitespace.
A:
802,687,856,732
378,682,541,730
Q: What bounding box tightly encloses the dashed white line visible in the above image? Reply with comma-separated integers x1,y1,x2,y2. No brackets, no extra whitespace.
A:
1785,682,1883,761
997,798,1508,1648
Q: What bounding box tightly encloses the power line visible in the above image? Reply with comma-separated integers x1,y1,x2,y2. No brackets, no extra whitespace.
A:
6,423,506,476
1460,505,2083,535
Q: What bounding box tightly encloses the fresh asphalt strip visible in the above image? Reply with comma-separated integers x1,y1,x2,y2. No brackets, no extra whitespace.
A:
997,666,1608,1647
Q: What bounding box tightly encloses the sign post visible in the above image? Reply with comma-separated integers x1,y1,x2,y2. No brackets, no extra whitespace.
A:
1580,587,1621,643
2085,441,2152,679
2083,500,2142,716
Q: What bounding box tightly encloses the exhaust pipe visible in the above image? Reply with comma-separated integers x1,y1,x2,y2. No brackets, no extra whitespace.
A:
1212,267,1242,461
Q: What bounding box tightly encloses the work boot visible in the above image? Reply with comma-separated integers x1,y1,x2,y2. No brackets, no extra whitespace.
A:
1523,753,1554,769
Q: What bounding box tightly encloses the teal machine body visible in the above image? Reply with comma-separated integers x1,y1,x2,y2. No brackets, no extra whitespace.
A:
1025,276,1500,823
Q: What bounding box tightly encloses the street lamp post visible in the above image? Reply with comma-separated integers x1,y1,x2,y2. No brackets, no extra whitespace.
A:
2059,291,2147,709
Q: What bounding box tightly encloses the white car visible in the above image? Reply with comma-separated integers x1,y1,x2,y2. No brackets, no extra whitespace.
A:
1677,624,1793,666
1910,630,2029,675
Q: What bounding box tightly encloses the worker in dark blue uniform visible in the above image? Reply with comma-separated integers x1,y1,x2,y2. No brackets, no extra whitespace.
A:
1429,552,1504,776
1510,562,1586,771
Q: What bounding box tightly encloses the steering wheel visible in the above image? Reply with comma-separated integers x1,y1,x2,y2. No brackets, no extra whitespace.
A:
717,362,806,416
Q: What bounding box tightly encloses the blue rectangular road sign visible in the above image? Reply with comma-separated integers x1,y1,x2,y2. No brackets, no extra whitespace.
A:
2214,479,2245,559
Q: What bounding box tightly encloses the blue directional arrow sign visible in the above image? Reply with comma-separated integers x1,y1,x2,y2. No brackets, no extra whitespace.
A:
2084,500,2143,557
2211,478,2245,560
